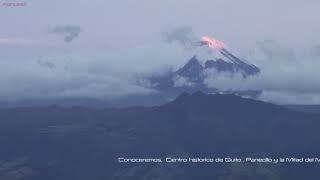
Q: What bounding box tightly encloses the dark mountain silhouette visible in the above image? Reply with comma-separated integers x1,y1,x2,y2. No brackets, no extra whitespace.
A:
0,92,320,179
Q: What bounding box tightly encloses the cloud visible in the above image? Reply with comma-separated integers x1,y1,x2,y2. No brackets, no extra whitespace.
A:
0,38,41,46
0,38,14,44
204,69,249,92
173,75,195,87
161,26,199,49
258,91,320,105
37,59,56,69
50,25,82,43
0,56,155,101
0,43,185,102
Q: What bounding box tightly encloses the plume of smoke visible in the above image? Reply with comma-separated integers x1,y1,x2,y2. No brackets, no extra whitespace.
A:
51,25,82,43
161,26,198,49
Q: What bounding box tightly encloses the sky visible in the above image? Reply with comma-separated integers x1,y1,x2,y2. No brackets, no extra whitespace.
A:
1,0,320,104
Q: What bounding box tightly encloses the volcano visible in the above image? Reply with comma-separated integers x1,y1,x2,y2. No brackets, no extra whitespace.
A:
146,52,261,98
144,35,261,98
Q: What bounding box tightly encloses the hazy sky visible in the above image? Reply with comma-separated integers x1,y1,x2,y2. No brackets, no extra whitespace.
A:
1,0,320,47
1,0,320,104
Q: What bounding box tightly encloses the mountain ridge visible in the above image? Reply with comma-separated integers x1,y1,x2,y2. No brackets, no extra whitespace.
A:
0,92,319,179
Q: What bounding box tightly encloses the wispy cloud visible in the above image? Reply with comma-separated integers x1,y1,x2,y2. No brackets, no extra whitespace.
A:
50,25,82,43
0,38,41,45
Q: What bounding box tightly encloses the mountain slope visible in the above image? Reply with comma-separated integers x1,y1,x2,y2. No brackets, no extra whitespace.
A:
285,104,320,114
0,92,320,179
